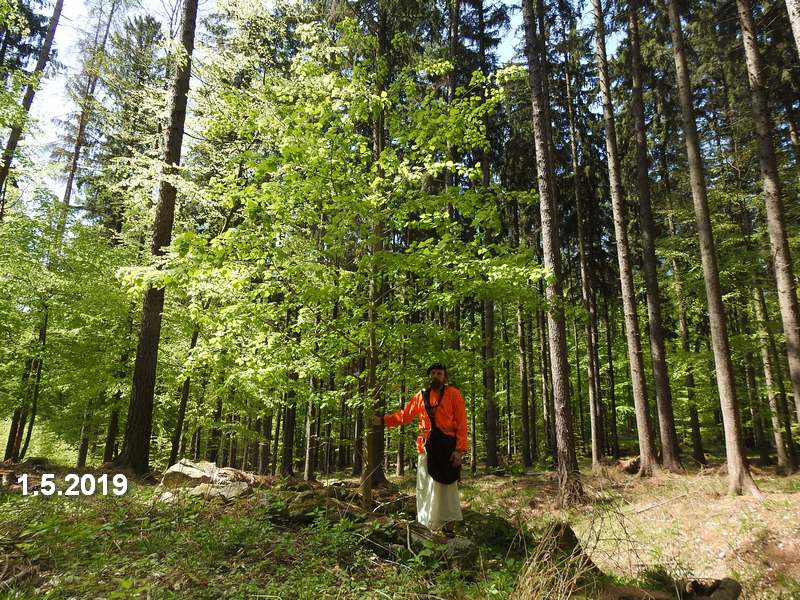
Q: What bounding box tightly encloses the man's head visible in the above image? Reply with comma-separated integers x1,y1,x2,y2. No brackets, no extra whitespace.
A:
427,363,447,389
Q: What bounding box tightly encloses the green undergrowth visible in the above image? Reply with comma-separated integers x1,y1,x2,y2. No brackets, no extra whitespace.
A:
0,482,523,599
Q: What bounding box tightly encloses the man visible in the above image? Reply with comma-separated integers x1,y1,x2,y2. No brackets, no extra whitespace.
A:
374,363,468,532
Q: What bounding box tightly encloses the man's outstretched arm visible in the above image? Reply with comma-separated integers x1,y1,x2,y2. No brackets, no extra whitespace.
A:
374,393,420,427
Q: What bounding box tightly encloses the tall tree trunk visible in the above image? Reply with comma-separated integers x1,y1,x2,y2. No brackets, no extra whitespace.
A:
628,1,681,472
352,405,363,476
470,301,478,475
572,318,585,454
281,384,297,476
662,144,705,465
522,0,582,505
258,412,272,475
362,1,389,507
525,313,538,461
77,395,95,468
755,288,798,471
304,381,318,481
745,353,771,465
736,0,800,426
0,0,64,220
103,407,120,463
603,297,620,459
593,0,658,476
6,361,32,460
55,0,119,243
667,0,759,496
563,35,601,468
114,0,198,474
271,404,282,476
502,307,513,456
785,0,800,59
169,324,199,466
517,304,531,468
18,309,47,461
483,298,498,468
477,0,498,471
538,307,556,462
4,407,23,460
207,386,226,464
445,0,461,191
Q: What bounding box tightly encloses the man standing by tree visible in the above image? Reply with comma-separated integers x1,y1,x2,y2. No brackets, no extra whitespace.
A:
374,363,468,532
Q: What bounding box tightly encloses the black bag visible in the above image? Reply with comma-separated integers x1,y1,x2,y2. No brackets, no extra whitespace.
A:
422,385,461,484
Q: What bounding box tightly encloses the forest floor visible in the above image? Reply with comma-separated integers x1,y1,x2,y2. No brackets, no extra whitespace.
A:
0,457,798,599
457,461,800,599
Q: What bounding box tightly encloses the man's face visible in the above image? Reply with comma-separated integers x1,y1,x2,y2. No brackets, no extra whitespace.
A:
429,368,446,387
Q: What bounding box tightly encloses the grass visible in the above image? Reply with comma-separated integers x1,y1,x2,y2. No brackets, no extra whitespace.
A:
2,457,799,599
0,478,524,599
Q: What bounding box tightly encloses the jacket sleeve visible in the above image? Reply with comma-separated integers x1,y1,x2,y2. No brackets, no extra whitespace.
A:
383,392,421,428
453,388,468,452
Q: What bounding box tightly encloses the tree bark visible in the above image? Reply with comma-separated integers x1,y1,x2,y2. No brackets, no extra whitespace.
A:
517,304,532,468
603,297,620,459
667,0,759,496
736,0,800,430
77,394,95,468
483,298,498,468
169,324,199,467
628,1,681,472
281,384,297,476
755,288,798,471
785,0,800,60
103,407,120,463
271,403,282,476
114,0,198,474
304,381,318,481
593,0,658,476
745,353,771,465
522,0,582,505
207,385,226,464
525,313,538,461
563,33,602,468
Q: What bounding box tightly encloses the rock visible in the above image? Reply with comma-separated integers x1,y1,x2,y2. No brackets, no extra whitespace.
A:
218,467,256,484
188,483,217,498
158,491,175,503
444,536,479,570
219,481,250,500
161,459,216,488
159,459,253,501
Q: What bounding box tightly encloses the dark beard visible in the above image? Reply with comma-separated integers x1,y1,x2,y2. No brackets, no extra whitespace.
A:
429,380,443,390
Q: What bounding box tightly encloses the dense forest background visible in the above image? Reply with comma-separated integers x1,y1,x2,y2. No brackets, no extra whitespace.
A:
1,0,799,508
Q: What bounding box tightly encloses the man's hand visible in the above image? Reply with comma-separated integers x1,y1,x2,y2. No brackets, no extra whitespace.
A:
450,450,464,468
372,414,384,427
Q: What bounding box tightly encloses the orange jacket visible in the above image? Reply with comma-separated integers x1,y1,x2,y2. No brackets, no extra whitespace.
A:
383,386,468,454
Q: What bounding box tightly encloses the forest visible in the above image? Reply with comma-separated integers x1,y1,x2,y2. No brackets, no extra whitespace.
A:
0,0,799,596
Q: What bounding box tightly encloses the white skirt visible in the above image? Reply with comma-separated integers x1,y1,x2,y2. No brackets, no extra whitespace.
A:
416,452,463,530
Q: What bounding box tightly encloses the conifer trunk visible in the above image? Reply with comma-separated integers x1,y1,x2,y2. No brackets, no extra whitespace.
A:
667,0,759,496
